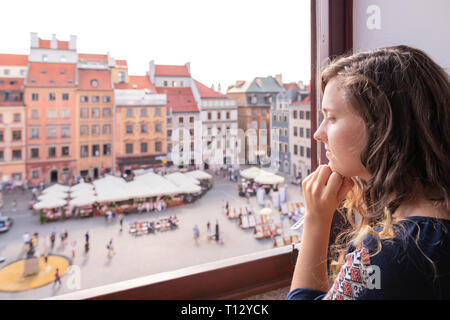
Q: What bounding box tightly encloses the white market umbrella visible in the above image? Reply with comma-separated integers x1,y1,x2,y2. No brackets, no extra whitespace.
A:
33,198,67,210
254,171,285,185
42,183,70,194
240,167,261,180
165,172,200,186
178,184,202,194
185,170,212,180
69,195,97,207
38,192,68,201
70,182,94,192
135,172,183,195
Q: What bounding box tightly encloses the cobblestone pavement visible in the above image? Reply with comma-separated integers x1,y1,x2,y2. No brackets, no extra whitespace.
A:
0,174,304,300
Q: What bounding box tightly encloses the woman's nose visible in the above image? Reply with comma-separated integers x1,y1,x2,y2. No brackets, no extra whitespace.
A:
313,120,327,142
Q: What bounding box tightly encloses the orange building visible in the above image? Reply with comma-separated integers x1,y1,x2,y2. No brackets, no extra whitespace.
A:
76,61,114,180
114,73,167,175
24,34,78,185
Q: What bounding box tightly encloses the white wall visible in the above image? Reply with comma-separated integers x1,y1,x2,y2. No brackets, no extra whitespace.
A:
354,0,450,73
0,66,27,78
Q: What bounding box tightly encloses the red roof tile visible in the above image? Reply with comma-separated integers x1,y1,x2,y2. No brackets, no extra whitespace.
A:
0,78,24,90
116,60,127,66
155,87,198,113
155,65,190,77
38,38,69,50
194,80,225,98
78,69,112,91
26,62,77,87
292,95,310,105
114,75,156,92
0,54,28,66
283,82,299,91
78,53,108,62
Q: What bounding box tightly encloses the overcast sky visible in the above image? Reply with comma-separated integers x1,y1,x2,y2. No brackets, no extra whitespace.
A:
0,0,311,92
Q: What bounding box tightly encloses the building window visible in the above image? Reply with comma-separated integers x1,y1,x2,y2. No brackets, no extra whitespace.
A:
189,116,194,123
306,111,310,120
103,96,111,103
140,142,148,153
178,117,184,124
48,93,56,101
306,147,311,158
0,150,3,161
189,129,194,137
30,127,40,139
126,109,133,117
126,125,133,134
167,143,172,152
306,128,311,138
155,108,161,116
30,109,39,120
300,146,304,157
12,130,22,141
155,141,162,152
141,124,148,133
118,71,125,83
47,126,57,139
163,80,168,87
31,93,39,101
167,129,172,137
207,112,212,120
261,109,266,116
125,143,133,154
103,124,111,135
103,144,111,156
167,117,172,125
300,111,304,119
62,93,69,101
32,169,40,179
155,123,162,133
61,146,70,157
0,114,2,122
140,108,147,117
80,96,89,103
92,145,100,157
80,145,89,158
91,125,100,136
12,150,22,160
80,108,89,118
252,109,257,116
47,109,57,119
90,79,98,87
102,108,111,118
80,125,89,136
294,127,298,136
300,127,304,138
92,96,99,103
0,131,3,141
226,112,230,120
60,108,70,119
48,147,57,158
293,111,297,119
61,126,71,138
91,108,100,118
294,145,298,155
217,112,221,120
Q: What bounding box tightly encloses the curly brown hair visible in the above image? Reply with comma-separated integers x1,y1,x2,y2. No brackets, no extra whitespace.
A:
319,45,450,281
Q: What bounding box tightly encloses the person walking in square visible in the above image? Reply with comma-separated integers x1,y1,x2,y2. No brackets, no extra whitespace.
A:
12,199,17,212
193,225,200,244
206,221,211,234
53,268,62,288
107,238,115,257
70,240,76,259
119,213,124,232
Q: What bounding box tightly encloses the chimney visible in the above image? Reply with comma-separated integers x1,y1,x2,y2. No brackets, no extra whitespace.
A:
69,35,77,50
185,62,191,74
149,60,155,84
51,34,57,49
30,32,39,48
275,74,283,86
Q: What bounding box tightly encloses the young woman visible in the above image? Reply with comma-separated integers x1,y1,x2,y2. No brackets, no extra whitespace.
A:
288,45,449,300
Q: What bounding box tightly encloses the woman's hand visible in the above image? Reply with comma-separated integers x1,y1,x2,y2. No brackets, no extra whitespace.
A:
302,165,354,227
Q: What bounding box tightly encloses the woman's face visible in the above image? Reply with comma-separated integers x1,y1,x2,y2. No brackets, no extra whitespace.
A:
314,78,371,180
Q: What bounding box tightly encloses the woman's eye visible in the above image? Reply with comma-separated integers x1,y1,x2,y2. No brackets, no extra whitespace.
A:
326,116,335,121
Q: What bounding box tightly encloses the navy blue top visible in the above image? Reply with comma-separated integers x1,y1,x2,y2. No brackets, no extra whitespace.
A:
287,216,450,300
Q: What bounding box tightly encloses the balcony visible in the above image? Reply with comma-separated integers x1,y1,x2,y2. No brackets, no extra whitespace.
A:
48,245,295,300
